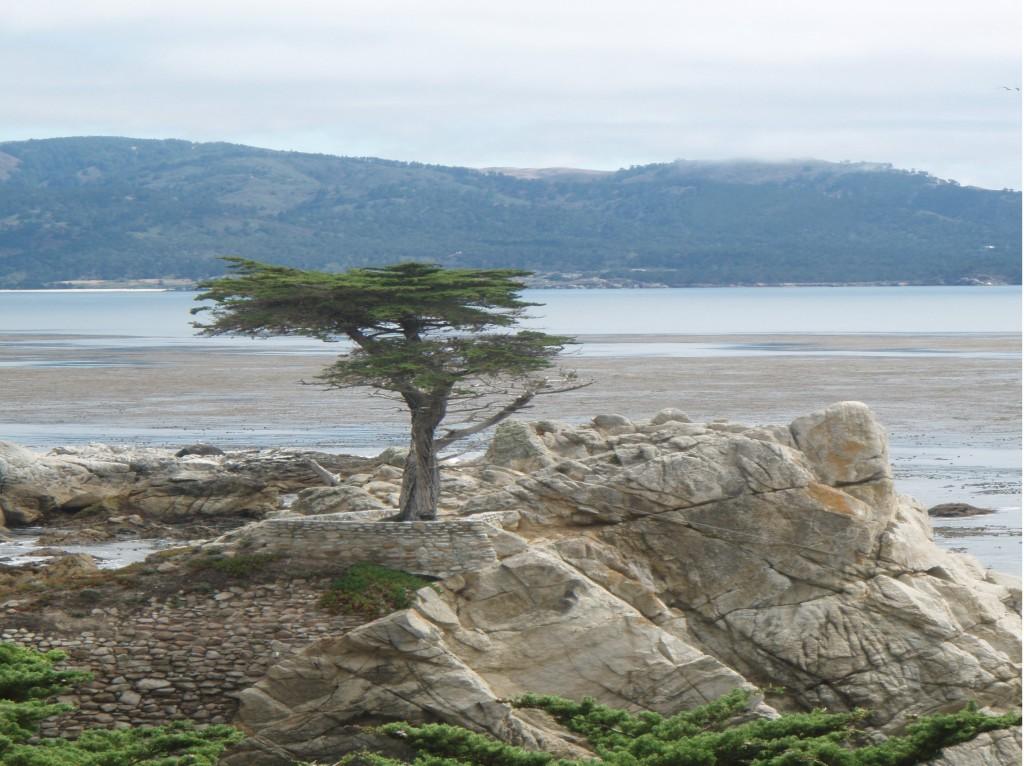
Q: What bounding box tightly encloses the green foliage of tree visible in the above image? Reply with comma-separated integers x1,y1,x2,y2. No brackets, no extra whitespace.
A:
193,258,580,520
331,690,1021,766
0,642,242,764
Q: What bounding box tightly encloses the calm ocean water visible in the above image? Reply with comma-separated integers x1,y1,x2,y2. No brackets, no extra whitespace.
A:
0,286,1019,354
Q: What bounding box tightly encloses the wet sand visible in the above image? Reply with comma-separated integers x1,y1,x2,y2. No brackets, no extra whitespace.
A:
1,333,1018,450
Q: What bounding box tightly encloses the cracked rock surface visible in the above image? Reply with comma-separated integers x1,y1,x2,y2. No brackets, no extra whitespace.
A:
228,402,1021,765
0,442,375,531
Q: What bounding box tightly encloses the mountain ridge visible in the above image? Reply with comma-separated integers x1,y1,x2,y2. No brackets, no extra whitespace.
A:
0,136,1019,287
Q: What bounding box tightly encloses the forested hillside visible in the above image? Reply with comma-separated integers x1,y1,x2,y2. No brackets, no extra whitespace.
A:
0,136,1018,287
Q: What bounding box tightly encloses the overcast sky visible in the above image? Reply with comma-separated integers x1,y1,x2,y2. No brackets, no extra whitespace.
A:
3,0,1021,188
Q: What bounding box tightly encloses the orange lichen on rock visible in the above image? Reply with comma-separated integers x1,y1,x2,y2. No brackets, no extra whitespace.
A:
806,482,858,517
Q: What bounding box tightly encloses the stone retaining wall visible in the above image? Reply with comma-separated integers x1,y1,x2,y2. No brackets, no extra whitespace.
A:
221,510,518,578
3,511,519,736
2,578,362,736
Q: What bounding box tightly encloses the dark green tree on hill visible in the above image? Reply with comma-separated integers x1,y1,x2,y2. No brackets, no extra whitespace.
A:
193,258,582,520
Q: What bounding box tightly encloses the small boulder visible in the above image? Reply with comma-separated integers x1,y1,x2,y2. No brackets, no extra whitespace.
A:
374,464,404,481
928,503,996,518
42,553,99,579
485,421,555,472
790,401,890,486
175,443,225,458
591,414,635,435
0,497,41,526
291,486,386,515
364,480,399,497
377,447,409,467
650,408,691,426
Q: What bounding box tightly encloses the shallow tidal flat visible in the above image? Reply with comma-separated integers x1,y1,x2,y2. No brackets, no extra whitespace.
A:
1,331,1020,571
1,332,1018,448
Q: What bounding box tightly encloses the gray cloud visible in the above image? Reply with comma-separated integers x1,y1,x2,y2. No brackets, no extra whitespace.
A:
2,0,1020,188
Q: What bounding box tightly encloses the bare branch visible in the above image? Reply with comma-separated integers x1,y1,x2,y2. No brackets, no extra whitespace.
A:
533,380,594,396
435,392,533,449
433,376,590,450
306,459,341,486
438,448,479,463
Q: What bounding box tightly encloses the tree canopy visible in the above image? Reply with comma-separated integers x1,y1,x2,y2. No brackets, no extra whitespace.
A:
194,258,579,519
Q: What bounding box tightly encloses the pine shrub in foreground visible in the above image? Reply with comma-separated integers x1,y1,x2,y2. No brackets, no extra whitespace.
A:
3,640,1019,765
0,643,91,702
332,690,1020,766
0,642,242,765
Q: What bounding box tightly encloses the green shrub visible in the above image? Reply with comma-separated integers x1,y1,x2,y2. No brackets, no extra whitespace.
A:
320,563,434,618
0,719,244,765
0,699,72,747
75,589,104,604
189,552,281,578
0,642,242,764
0,644,90,702
335,690,1021,766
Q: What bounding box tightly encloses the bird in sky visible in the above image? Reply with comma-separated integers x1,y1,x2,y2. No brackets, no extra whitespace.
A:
1001,86,1021,91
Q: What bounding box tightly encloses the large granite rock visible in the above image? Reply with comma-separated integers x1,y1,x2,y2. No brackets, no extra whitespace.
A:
464,403,1018,725
228,402,1021,764
228,549,759,765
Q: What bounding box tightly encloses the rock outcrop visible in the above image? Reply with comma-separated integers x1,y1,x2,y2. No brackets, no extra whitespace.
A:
228,402,1022,765
226,549,760,765
0,442,376,532
924,728,1023,765
928,503,996,518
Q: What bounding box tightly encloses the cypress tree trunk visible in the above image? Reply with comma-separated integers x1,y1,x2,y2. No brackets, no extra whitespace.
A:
397,394,446,521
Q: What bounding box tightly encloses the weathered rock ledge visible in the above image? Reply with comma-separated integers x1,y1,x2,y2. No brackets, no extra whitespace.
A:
219,402,1021,765
0,442,376,538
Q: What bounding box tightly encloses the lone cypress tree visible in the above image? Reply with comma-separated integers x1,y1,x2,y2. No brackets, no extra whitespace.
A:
193,258,581,520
